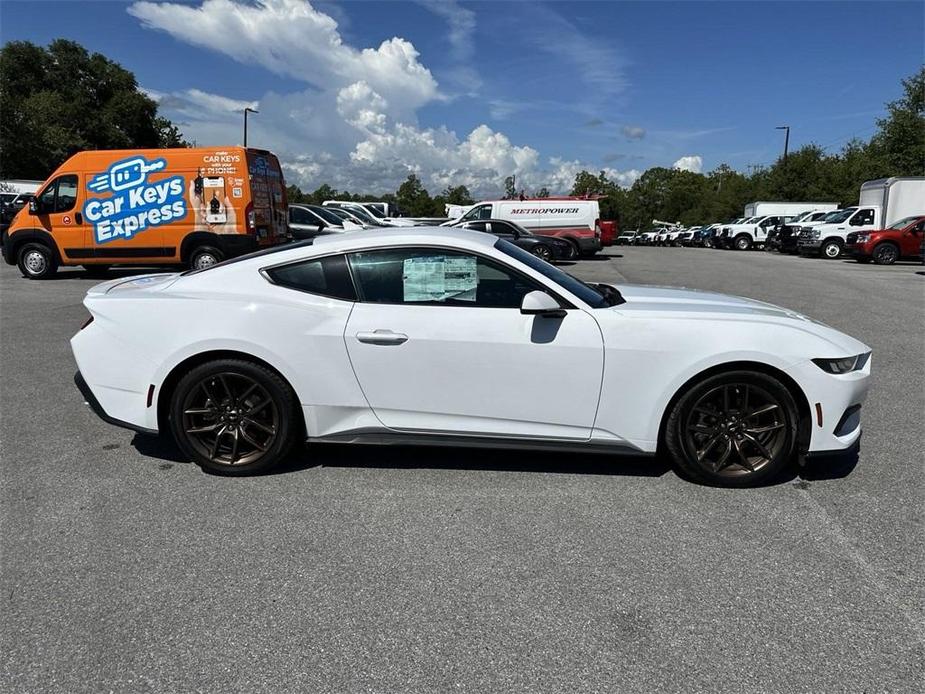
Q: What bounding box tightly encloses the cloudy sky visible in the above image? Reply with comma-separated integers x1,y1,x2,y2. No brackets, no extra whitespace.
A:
2,0,922,196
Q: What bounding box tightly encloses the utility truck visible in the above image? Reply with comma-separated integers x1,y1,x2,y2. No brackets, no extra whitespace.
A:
798,177,925,259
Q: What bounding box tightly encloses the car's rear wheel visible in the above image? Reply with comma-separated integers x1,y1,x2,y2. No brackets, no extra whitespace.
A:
665,370,799,487
18,243,57,279
531,243,553,261
872,242,899,265
734,234,752,251
169,359,300,475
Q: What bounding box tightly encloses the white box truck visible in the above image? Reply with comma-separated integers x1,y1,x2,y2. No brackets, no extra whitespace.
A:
798,177,925,258
743,201,839,218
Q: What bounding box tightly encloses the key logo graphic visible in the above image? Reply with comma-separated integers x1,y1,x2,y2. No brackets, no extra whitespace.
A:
84,156,186,244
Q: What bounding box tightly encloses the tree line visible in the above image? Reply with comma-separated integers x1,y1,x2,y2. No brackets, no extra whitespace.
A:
2,39,920,226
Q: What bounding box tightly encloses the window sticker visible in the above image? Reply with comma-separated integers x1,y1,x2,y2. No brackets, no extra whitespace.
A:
402,255,477,302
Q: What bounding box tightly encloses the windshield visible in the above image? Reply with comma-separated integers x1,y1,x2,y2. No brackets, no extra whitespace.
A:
888,215,922,230
342,205,380,225
362,204,386,218
495,239,609,308
309,205,347,225
825,208,856,223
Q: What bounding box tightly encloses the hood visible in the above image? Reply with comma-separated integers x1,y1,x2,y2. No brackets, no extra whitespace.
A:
607,284,869,354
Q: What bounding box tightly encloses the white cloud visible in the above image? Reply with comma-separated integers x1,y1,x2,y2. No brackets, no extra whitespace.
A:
672,155,703,173
622,125,646,140
130,0,640,197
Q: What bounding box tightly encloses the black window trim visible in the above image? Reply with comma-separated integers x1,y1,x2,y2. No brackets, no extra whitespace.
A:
259,244,576,309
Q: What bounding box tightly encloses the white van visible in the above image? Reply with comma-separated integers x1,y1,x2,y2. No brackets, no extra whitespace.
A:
445,198,603,255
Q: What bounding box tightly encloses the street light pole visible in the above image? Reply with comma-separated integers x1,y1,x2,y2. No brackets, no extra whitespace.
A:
776,125,790,162
244,107,259,146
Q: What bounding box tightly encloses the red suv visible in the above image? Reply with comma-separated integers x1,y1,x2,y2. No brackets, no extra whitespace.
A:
847,215,925,265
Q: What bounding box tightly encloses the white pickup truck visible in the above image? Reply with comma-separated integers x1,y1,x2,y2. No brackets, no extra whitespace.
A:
720,214,798,250
797,177,925,258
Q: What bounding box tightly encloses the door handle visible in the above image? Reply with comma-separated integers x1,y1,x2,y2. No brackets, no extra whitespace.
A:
75,212,83,224
356,330,409,346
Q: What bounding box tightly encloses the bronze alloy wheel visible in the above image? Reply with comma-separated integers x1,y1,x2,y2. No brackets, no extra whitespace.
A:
181,371,280,467
681,382,788,479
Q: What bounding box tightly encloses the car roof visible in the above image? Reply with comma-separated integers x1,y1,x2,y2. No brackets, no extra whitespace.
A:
312,226,495,251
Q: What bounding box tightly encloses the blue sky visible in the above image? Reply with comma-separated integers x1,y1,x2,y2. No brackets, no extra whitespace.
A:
1,0,922,195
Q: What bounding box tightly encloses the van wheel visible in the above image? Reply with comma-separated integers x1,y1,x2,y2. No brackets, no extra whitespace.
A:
18,243,58,279
82,264,111,278
189,246,223,271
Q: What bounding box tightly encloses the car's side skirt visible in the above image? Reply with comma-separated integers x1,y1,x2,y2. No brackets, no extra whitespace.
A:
307,427,651,456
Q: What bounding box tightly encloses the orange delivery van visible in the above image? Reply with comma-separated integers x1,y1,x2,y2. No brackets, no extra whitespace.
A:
1,146,289,278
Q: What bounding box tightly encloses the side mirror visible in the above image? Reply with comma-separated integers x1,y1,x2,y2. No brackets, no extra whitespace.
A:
520,290,566,318
28,199,38,215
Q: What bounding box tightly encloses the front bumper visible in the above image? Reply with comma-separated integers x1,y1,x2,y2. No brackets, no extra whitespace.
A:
785,357,871,453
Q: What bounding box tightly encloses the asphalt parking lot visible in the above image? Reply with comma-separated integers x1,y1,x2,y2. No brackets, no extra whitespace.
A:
1,247,923,693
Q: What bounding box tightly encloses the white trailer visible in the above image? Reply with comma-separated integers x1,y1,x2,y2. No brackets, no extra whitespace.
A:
743,201,839,217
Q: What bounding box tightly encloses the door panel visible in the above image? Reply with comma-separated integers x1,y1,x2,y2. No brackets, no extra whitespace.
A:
345,303,604,439
32,175,88,261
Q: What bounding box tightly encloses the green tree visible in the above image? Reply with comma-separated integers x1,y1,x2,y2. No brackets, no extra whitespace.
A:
396,174,434,216
503,175,516,199
442,185,474,205
868,67,925,176
534,187,550,198
0,39,188,179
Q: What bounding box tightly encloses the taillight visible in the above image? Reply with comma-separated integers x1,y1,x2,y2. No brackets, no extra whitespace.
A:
80,316,94,330
594,219,602,238
245,202,255,233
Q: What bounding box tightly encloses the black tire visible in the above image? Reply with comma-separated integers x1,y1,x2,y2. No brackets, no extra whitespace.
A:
566,239,581,258
531,243,553,262
169,359,300,475
188,246,223,271
82,264,111,277
821,238,843,259
17,242,58,279
664,370,799,487
871,242,899,265
734,234,752,251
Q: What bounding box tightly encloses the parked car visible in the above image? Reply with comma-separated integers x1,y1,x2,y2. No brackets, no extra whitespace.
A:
799,178,925,259
72,227,871,487
326,207,378,228
721,215,797,250
449,218,575,261
637,230,658,245
0,193,34,235
615,230,639,245
1,146,289,278
288,204,347,240
323,200,415,227
847,215,925,264
776,210,835,254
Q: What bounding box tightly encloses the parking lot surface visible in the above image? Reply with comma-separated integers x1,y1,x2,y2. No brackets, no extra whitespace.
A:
1,248,923,693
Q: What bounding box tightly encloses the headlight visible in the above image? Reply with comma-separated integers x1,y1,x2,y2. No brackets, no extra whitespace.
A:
812,352,870,374
856,234,869,243
812,230,821,239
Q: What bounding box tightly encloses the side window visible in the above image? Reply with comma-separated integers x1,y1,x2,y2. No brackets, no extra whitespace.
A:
289,207,308,224
851,209,874,226
264,254,356,301
54,175,77,212
477,205,493,220
37,180,58,211
347,247,543,308
464,221,487,232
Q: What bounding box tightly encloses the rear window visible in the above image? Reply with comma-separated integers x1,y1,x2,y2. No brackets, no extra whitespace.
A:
265,254,356,301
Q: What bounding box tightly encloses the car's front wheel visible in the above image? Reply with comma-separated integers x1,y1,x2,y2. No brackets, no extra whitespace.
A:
169,359,300,475
872,242,899,265
821,239,844,259
18,243,57,279
664,370,799,487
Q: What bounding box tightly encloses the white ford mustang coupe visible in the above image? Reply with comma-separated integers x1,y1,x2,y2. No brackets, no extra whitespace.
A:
72,228,871,486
